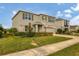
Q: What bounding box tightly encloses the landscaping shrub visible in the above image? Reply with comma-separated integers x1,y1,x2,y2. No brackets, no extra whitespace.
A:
56,29,63,34
56,28,70,35
3,29,7,34
14,32,27,36
0,25,3,38
26,32,35,37
14,32,52,37
8,28,17,34
76,29,79,33
35,32,53,36
0,30,3,38
62,28,70,35
14,32,35,37
0,25,3,31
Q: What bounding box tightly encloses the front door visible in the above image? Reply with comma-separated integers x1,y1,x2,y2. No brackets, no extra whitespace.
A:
38,25,42,32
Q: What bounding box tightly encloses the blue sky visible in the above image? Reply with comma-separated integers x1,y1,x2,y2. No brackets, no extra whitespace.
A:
0,3,79,28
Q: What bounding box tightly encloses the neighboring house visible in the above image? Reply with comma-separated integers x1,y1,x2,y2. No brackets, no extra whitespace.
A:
12,10,70,33
70,25,79,32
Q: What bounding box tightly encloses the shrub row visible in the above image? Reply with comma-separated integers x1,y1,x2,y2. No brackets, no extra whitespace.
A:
56,28,71,35
14,32,35,37
14,32,53,37
35,32,53,36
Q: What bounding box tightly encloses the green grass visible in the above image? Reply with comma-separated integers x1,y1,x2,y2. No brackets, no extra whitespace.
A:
0,36,71,55
49,43,79,56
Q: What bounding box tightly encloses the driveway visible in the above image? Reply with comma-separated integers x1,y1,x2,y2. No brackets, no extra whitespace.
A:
4,34,79,56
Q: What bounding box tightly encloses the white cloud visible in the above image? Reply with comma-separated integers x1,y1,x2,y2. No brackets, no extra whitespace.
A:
63,9,73,19
64,9,72,13
70,15,79,25
3,25,11,29
64,13,72,18
71,6,75,10
71,3,79,11
56,11,63,18
12,10,17,16
12,11,17,15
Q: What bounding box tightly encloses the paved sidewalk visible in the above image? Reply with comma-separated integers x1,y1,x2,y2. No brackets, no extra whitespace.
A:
4,34,79,56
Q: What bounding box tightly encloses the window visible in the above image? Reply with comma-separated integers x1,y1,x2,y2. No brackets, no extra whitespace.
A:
48,16,55,22
64,20,68,27
29,13,33,20
42,16,47,21
23,12,33,20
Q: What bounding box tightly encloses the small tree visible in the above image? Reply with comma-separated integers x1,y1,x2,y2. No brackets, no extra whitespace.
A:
0,24,3,38
0,30,3,38
77,29,79,33
26,23,35,37
0,24,3,31
4,29,7,34
8,28,17,34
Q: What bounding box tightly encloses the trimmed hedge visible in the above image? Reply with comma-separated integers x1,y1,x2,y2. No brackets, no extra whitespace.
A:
14,32,35,37
56,29,63,34
14,32,53,37
35,32,53,36
14,32,27,36
26,32,35,37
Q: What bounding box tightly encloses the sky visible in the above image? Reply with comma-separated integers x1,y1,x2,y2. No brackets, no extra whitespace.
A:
0,3,79,28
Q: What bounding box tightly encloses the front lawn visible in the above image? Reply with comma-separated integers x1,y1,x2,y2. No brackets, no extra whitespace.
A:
0,36,71,55
49,43,79,56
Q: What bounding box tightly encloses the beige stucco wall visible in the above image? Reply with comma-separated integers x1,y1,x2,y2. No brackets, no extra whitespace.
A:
54,20,65,29
12,12,34,32
12,12,30,32
12,12,24,32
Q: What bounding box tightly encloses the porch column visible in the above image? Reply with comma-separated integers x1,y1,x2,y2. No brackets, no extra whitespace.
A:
35,25,38,32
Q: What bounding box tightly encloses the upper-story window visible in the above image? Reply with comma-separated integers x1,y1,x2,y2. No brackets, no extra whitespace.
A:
42,15,47,21
23,12,33,20
48,16,55,22
64,20,69,27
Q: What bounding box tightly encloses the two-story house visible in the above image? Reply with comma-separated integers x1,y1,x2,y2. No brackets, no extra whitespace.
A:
12,10,70,33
